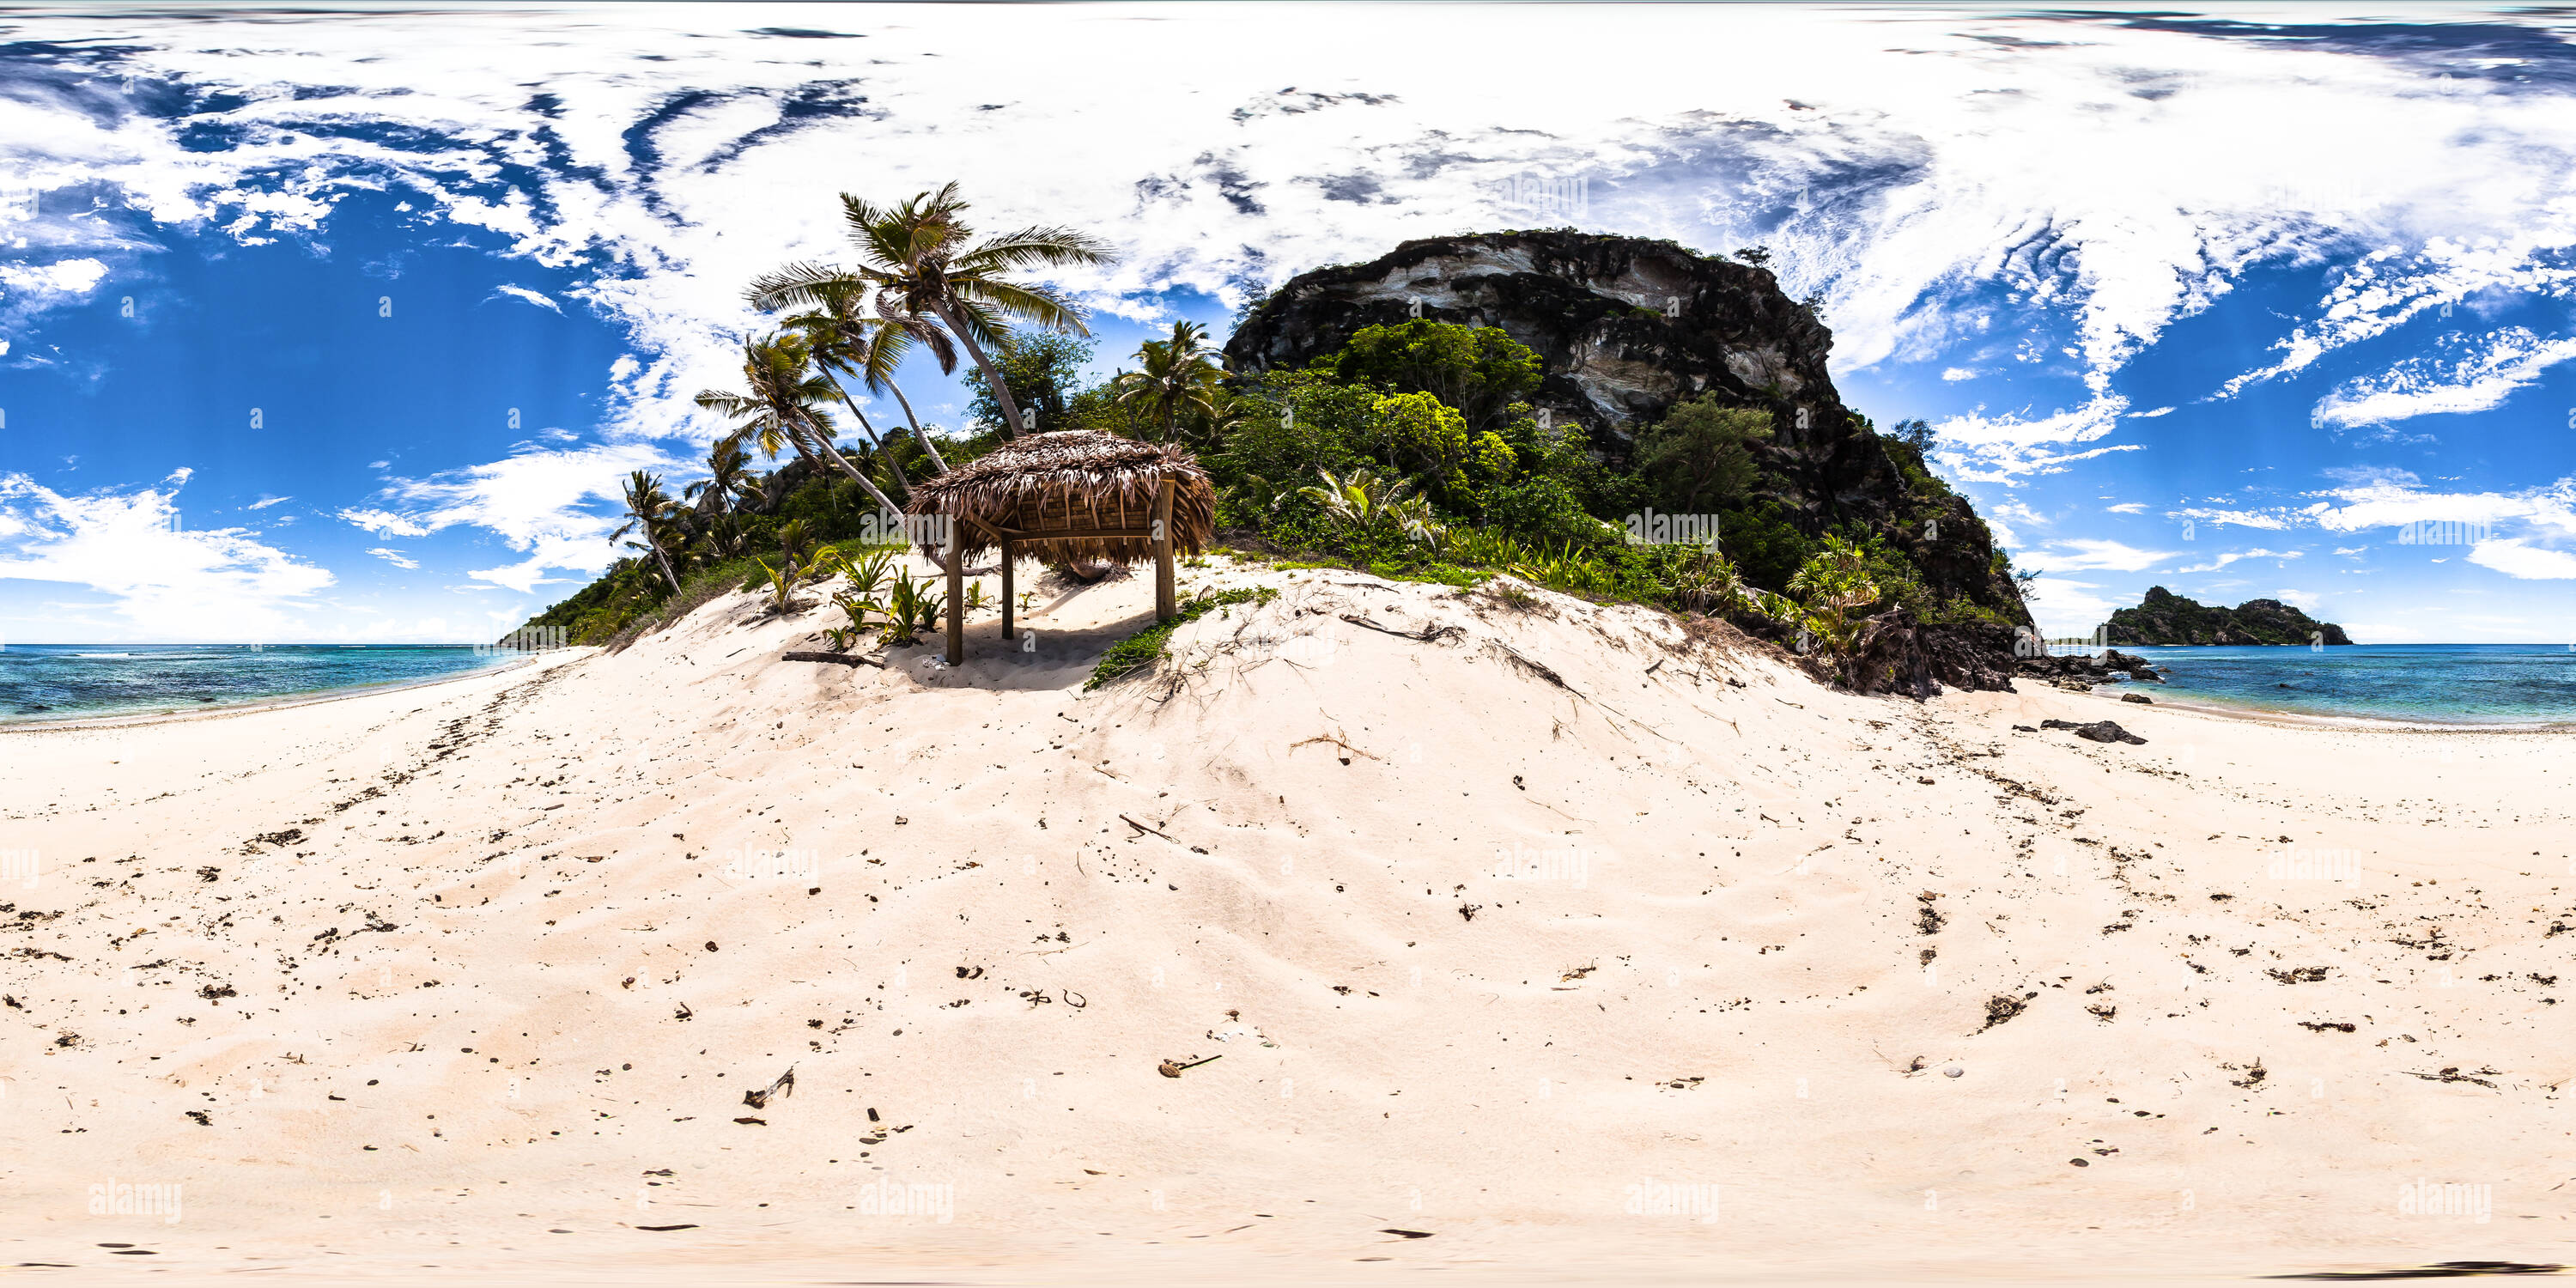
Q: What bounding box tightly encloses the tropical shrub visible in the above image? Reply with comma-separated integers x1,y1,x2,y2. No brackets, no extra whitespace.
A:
1477,474,1617,548
1300,466,1445,549
754,558,805,616
1785,534,1882,656
1369,391,1471,483
879,568,945,644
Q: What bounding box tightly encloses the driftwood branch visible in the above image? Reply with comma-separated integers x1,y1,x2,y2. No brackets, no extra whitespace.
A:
1339,613,1464,644
782,651,885,668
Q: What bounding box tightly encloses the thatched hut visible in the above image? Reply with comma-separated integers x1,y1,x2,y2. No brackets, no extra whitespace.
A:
905,430,1217,664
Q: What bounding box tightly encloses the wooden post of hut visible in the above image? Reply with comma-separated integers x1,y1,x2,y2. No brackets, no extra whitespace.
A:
1153,477,1176,623
944,517,965,666
999,540,1015,641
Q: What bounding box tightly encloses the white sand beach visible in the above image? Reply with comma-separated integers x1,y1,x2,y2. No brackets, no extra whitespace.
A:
3,554,2569,1285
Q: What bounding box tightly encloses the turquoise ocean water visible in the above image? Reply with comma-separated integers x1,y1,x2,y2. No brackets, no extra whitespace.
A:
3,641,2571,729
2109,643,2576,727
0,644,528,726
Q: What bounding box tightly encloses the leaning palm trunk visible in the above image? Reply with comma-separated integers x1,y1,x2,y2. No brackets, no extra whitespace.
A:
800,412,951,572
798,416,906,520
817,369,914,498
646,532,683,594
878,374,948,472
934,300,1029,438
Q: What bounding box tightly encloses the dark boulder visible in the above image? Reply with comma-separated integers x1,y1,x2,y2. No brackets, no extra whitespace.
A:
2040,719,2148,744
1806,606,1935,701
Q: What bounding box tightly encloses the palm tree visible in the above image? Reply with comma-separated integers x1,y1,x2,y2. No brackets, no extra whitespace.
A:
683,436,756,558
848,299,956,467
685,435,754,515
747,182,1112,439
775,277,933,489
1113,319,1225,444
696,333,904,519
613,470,686,594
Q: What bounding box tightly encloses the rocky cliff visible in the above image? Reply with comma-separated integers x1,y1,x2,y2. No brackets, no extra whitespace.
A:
1225,230,2033,691
2106,586,2354,646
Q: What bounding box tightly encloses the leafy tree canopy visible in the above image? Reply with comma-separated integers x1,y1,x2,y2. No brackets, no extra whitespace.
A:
1310,320,1541,431
1635,397,1772,513
963,332,1094,434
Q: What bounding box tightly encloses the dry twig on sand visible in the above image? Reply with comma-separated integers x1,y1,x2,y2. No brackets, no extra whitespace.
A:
1290,730,1382,762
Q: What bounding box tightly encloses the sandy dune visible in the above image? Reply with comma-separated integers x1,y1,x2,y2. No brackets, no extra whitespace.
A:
3,553,2570,1285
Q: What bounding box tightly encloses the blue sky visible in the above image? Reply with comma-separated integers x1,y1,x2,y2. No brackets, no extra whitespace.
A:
3,3,2574,642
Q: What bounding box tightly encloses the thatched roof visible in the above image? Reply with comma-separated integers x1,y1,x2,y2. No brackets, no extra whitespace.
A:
905,430,1216,565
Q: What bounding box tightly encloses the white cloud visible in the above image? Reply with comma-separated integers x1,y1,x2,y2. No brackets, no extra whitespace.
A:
2220,239,2576,401
12,6,2576,636
0,257,109,299
1931,397,2137,483
2467,538,2576,580
347,440,682,593
2104,501,2146,514
490,283,563,314
2177,547,2302,574
246,494,292,510
11,3,2576,458
2021,538,2178,574
2306,475,2576,541
2168,506,2293,531
338,507,432,538
0,471,332,639
2312,327,2576,430
366,547,420,570
2019,575,2126,638
1939,367,1978,382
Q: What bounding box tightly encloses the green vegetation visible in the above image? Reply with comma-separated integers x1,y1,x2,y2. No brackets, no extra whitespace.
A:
519,189,2019,683
1086,586,1279,690
1192,319,2007,661
1635,398,1770,513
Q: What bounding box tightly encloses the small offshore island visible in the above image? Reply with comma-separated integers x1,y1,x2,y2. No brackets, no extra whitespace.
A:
2108,586,2354,647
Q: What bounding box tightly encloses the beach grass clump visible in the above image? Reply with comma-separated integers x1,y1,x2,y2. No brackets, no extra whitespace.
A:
1085,586,1278,690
